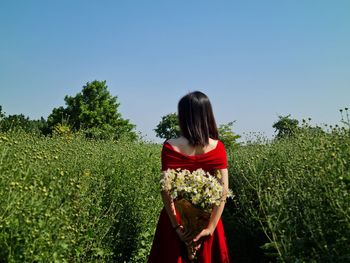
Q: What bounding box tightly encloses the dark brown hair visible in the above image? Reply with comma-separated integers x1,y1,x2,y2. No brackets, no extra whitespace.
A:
178,91,219,146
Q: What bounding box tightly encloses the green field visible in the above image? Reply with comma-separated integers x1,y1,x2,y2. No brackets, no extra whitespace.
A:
0,127,349,262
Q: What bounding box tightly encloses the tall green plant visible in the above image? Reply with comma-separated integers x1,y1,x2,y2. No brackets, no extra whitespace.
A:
0,131,161,262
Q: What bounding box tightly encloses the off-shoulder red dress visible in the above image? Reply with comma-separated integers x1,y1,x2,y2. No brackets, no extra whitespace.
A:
148,140,231,263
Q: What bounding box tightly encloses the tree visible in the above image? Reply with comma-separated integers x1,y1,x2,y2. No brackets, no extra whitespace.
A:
273,115,299,139
0,114,29,132
0,112,47,134
218,121,241,151
0,105,5,120
154,113,180,140
47,80,137,140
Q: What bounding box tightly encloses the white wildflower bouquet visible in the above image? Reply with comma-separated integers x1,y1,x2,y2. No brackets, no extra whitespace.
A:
160,168,232,212
160,168,232,260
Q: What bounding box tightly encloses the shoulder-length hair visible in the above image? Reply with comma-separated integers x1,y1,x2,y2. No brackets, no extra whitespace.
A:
178,91,219,146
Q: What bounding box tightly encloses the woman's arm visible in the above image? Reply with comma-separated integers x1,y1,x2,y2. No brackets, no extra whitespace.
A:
160,171,193,242
193,168,229,242
160,171,178,228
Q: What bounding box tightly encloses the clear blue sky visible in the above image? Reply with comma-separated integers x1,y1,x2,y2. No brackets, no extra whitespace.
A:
1,1,349,142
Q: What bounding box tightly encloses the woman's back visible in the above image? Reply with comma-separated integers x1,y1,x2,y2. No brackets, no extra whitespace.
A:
167,137,219,156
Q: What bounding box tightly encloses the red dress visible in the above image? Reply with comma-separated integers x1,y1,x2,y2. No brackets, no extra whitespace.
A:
148,141,231,263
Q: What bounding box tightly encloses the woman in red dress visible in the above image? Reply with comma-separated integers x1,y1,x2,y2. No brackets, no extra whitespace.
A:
148,91,231,263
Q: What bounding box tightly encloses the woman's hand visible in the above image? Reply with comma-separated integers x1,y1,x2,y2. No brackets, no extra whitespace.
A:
175,225,194,244
193,228,213,243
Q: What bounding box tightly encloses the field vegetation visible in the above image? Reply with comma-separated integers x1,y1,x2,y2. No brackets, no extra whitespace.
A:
226,118,350,262
0,132,161,262
0,109,349,262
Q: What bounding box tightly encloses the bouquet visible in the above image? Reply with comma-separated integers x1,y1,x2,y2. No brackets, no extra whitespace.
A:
160,168,232,260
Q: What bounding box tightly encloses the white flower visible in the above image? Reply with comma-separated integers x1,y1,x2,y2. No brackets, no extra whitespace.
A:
160,168,232,212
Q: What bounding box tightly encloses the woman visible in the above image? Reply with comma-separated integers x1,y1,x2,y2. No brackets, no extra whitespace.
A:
148,91,231,263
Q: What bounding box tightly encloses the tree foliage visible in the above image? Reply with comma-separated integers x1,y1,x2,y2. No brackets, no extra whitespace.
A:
47,80,137,140
273,115,299,139
0,106,48,134
0,105,5,120
154,113,180,140
218,121,241,151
